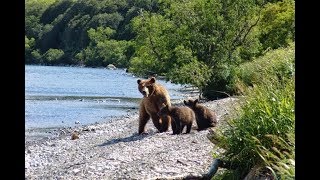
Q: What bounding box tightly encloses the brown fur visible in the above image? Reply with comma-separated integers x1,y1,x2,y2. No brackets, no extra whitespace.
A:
184,99,217,130
137,77,175,134
158,104,195,134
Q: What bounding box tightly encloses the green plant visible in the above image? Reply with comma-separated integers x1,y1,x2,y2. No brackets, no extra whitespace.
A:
258,0,295,50
42,48,65,64
234,42,294,94
211,77,295,179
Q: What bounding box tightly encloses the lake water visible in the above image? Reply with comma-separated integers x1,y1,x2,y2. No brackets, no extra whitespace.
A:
25,65,189,133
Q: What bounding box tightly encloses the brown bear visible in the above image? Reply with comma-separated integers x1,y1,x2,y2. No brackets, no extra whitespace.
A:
137,77,176,134
184,99,217,131
158,104,195,134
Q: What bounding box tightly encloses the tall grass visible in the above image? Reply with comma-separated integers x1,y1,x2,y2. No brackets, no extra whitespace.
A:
211,44,295,179
233,42,294,95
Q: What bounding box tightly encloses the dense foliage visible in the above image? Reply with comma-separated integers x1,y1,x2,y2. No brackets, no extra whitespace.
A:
211,45,295,179
25,0,294,98
75,27,134,67
233,42,295,94
25,0,159,67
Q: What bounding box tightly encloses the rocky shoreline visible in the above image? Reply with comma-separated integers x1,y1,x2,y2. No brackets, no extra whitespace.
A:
25,97,240,179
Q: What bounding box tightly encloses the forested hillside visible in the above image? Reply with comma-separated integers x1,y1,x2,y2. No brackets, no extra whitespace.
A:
25,0,157,66
25,0,294,99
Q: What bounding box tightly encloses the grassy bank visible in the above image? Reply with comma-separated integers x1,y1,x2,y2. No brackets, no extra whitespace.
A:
210,43,295,179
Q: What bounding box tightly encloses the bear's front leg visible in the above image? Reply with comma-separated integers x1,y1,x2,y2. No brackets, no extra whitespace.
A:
170,117,177,134
138,104,150,134
186,124,192,134
159,115,171,132
151,114,162,132
172,119,180,135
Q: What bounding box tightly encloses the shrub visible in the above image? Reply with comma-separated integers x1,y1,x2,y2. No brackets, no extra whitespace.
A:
42,48,65,64
166,59,213,91
210,42,295,179
30,49,43,64
234,42,294,94
202,64,237,99
211,77,295,179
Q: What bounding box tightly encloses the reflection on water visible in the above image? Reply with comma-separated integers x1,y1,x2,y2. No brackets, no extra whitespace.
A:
25,65,189,131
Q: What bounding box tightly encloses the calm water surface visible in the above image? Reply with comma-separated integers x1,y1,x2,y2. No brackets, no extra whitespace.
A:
25,65,187,131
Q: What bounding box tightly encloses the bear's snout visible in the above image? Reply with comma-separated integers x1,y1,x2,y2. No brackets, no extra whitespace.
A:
142,90,147,96
141,87,149,97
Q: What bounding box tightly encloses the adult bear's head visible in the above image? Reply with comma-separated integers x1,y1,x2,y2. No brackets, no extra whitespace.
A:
137,77,156,97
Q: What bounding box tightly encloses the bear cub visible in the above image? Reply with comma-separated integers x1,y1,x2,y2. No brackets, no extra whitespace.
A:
184,99,217,131
158,104,195,134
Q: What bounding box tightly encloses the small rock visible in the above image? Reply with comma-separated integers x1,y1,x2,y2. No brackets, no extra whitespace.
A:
88,166,96,170
46,142,56,147
25,162,30,169
72,169,81,174
71,132,79,140
107,64,117,70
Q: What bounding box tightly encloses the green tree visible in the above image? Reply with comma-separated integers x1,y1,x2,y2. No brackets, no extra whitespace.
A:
88,13,124,30
78,27,132,67
30,49,43,64
258,0,295,50
129,12,175,75
25,36,35,63
130,0,263,98
42,48,65,64
26,0,158,64
25,0,57,38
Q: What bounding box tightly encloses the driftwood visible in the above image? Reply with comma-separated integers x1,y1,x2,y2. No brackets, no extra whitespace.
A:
205,159,223,178
164,159,223,180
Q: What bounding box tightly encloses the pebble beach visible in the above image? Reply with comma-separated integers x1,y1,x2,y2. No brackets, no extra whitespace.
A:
25,97,239,179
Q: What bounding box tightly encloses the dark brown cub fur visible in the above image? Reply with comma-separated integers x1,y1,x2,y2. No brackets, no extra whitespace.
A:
158,104,195,134
184,99,217,131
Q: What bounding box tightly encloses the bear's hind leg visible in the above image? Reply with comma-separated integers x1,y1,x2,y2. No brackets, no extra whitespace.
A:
180,124,186,134
196,119,205,131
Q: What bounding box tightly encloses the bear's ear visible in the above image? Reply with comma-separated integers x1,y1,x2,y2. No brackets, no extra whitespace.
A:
149,77,156,84
194,99,199,104
159,103,167,112
137,79,141,84
161,102,168,108
184,100,187,105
